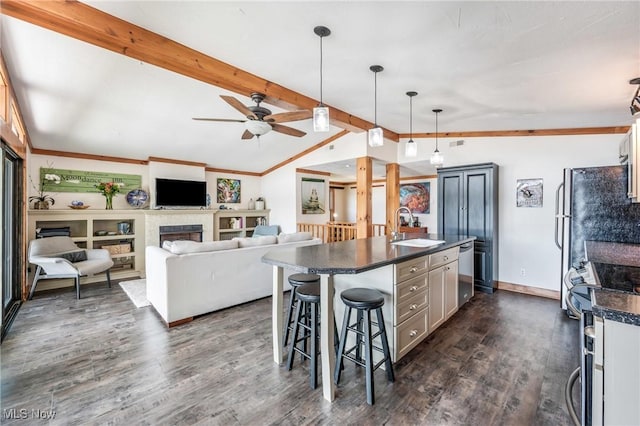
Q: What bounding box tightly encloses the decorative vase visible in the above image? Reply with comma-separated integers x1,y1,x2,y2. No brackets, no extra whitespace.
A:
105,194,113,210
255,200,265,210
248,198,255,210
34,200,50,210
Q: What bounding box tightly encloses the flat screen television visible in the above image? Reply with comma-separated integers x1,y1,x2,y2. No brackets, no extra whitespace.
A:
155,178,207,208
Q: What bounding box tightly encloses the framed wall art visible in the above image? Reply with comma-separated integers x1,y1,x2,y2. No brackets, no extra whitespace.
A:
301,177,325,214
400,182,430,214
516,178,543,207
217,178,241,203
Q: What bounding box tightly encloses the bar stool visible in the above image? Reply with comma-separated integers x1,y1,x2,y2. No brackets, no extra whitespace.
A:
286,282,339,389
283,273,320,347
334,287,394,405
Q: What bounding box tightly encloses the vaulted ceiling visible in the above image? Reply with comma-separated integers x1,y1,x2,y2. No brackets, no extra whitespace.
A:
1,1,639,178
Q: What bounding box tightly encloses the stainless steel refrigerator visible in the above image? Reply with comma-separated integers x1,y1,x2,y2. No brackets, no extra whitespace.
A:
556,165,640,312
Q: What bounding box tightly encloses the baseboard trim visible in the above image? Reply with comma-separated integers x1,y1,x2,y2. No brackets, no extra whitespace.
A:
497,281,560,300
168,317,193,328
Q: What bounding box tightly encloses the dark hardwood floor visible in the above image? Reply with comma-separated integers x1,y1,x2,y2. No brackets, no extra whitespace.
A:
1,281,580,425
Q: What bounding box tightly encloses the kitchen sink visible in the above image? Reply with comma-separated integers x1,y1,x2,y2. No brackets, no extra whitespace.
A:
390,238,445,248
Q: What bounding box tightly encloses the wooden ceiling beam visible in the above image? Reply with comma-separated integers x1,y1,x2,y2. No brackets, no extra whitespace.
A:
402,126,630,139
1,0,399,142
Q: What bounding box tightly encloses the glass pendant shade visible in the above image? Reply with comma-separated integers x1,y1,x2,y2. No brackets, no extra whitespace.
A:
405,139,417,157
313,105,330,132
430,150,444,167
368,127,384,147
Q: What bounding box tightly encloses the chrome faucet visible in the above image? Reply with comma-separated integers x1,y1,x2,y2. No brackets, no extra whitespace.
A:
391,206,414,241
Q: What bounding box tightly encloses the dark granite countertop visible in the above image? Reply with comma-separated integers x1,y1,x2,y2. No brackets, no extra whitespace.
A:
262,234,475,275
586,241,640,326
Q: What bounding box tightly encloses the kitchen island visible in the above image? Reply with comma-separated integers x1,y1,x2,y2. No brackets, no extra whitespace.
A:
262,234,475,402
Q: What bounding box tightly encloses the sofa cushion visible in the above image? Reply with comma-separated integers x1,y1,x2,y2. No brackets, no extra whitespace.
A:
277,232,313,244
233,235,277,248
168,240,238,254
252,225,280,237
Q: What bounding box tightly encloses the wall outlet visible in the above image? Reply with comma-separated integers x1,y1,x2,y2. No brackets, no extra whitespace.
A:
520,268,526,277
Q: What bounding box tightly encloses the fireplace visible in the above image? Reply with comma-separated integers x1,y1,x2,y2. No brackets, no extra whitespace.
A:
159,224,203,247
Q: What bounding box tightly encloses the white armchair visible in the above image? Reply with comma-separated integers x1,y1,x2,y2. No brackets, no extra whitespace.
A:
28,236,114,299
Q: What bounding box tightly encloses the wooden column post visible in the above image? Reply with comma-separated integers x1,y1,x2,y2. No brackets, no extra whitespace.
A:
356,156,373,239
386,163,400,236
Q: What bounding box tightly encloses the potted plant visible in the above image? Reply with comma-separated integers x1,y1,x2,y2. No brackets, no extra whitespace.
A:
255,197,265,210
29,172,58,210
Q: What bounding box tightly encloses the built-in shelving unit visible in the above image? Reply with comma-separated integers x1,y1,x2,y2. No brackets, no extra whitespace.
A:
27,209,146,291
214,209,270,240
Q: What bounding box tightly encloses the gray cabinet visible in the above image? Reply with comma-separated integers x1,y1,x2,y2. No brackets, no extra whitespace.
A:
437,163,499,293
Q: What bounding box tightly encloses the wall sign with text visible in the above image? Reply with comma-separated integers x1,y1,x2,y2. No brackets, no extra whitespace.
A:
39,168,142,193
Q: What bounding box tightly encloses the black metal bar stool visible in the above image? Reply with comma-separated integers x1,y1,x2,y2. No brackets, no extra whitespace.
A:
286,282,339,389
334,287,394,405
283,273,320,347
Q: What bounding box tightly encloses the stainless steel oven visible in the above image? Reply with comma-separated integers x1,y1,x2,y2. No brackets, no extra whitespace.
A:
564,265,598,426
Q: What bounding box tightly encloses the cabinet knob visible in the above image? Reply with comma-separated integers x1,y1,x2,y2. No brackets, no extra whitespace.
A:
409,304,417,311
445,266,450,271
409,285,418,292
409,329,418,337
409,266,418,273
443,256,448,261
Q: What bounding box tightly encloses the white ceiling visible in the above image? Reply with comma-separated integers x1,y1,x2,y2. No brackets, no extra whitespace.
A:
1,1,639,179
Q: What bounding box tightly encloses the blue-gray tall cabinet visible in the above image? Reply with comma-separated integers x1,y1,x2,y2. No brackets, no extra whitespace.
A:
437,163,499,293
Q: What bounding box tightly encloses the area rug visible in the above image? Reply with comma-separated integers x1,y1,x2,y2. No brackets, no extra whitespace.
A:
119,279,151,308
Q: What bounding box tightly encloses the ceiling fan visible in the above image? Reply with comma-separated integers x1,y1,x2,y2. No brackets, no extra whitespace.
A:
193,92,312,139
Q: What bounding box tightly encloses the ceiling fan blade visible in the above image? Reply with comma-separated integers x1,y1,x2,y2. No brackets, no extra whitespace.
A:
241,129,255,140
271,123,306,138
264,110,312,123
192,118,246,122
220,95,258,120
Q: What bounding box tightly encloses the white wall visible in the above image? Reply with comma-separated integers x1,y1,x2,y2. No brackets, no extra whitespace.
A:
406,133,621,291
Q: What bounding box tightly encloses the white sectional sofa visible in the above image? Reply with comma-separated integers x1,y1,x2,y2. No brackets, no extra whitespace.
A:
145,233,321,326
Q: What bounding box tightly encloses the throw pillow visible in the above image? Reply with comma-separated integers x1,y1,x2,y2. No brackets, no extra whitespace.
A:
58,250,88,263
169,240,238,255
277,232,313,244
233,235,277,248
252,225,280,238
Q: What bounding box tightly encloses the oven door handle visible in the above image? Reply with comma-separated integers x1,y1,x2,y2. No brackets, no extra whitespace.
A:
565,366,581,426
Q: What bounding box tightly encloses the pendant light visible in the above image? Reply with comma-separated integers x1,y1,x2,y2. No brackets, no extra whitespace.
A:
368,65,384,147
313,26,331,132
430,108,444,167
405,91,418,157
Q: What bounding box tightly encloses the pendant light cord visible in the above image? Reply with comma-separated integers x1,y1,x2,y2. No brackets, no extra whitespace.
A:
435,111,439,152
374,71,378,126
319,35,324,106
409,95,413,140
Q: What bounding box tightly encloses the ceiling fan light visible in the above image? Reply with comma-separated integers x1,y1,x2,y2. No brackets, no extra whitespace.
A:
430,150,444,167
313,105,330,132
246,120,272,137
368,127,384,147
405,139,417,157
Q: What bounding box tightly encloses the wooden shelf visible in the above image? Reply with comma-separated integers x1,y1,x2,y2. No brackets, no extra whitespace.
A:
213,209,270,240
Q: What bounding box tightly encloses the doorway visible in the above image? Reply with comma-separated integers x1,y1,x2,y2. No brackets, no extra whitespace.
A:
1,142,23,340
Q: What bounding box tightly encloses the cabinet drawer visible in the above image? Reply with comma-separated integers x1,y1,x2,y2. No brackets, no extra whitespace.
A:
395,255,429,282
395,307,429,360
396,289,428,325
429,247,459,270
396,273,428,303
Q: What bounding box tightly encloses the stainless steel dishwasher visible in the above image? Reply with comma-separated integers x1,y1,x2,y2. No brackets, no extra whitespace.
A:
458,242,474,306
